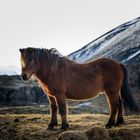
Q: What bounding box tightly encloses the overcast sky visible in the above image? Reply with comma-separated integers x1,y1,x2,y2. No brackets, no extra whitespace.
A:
0,0,140,67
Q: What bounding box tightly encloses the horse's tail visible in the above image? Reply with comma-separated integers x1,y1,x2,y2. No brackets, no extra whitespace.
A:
120,64,139,113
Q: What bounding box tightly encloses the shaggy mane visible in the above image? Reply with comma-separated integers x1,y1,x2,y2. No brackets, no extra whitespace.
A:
31,48,68,68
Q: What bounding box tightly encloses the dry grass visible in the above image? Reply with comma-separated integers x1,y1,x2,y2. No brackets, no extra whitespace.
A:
0,114,140,140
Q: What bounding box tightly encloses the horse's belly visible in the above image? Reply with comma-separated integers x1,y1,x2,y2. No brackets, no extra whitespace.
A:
66,88,101,100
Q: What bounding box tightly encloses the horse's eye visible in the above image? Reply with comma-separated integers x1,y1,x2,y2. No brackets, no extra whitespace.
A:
28,57,33,62
29,60,35,66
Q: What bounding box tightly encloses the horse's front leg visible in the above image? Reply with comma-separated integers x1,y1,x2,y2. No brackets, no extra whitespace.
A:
47,96,58,129
56,94,69,130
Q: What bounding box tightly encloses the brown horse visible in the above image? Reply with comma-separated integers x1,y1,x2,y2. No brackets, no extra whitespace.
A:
19,47,139,129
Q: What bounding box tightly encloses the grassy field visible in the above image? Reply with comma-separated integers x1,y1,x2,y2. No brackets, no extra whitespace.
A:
0,113,140,140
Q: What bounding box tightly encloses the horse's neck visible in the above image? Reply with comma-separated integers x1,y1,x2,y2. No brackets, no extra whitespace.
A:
35,59,49,81
35,57,60,79
35,57,77,81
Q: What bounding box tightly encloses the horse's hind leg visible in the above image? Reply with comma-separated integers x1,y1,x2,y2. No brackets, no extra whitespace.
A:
47,96,58,129
105,90,119,128
116,97,124,126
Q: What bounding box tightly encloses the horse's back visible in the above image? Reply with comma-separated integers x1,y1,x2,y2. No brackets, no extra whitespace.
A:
89,58,122,74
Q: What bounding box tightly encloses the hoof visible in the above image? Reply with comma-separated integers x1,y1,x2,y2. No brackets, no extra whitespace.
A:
47,121,58,130
116,118,124,126
61,123,69,130
47,125,54,130
105,121,115,129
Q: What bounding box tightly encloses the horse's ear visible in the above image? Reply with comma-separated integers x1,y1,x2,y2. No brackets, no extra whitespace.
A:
19,49,23,53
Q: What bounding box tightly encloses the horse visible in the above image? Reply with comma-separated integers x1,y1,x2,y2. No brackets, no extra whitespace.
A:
19,47,139,129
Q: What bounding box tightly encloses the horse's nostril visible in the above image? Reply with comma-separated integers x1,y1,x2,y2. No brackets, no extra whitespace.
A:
21,73,28,81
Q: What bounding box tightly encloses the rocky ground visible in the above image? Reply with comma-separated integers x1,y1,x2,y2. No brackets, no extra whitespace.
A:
0,113,139,140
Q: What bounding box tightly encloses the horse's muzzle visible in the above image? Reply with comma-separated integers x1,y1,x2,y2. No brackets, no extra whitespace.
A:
21,73,28,81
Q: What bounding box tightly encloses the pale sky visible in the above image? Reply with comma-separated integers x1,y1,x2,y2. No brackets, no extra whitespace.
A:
0,0,140,68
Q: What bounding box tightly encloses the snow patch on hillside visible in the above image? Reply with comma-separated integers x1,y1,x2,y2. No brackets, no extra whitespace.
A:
122,49,140,63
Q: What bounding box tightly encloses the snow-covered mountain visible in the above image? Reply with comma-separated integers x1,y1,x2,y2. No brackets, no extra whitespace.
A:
68,17,140,64
0,66,20,75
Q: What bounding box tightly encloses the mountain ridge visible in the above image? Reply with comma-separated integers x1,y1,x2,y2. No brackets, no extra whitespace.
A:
69,17,140,56
68,17,140,64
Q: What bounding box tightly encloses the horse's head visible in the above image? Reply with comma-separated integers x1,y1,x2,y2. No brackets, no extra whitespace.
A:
19,48,40,81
